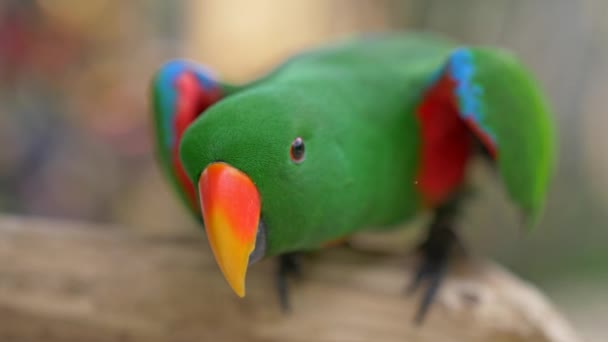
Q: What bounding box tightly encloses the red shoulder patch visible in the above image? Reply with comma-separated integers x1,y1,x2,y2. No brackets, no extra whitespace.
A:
415,74,472,206
172,72,222,210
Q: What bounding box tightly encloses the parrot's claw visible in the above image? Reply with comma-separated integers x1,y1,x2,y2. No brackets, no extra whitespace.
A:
276,252,302,313
408,202,464,325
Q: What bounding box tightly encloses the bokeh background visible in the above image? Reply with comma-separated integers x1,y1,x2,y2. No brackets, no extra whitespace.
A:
1,0,606,340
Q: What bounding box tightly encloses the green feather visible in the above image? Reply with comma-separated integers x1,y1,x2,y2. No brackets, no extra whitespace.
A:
467,48,555,227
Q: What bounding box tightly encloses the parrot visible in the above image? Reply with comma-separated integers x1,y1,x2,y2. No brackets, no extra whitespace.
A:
150,33,554,322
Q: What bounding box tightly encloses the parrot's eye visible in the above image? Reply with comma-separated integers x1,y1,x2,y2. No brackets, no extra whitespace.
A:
290,137,305,163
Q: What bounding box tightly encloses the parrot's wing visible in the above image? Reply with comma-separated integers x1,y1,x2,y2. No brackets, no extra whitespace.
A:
151,60,225,214
416,48,555,227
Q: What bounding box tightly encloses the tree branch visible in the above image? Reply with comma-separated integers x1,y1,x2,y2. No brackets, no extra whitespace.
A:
0,216,580,341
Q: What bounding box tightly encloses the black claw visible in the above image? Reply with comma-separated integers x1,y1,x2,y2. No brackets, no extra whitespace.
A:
276,252,301,313
406,258,428,295
407,228,456,325
408,193,464,324
412,259,448,325
276,270,290,312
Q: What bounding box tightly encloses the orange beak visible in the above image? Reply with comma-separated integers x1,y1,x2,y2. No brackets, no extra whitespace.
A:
198,162,261,297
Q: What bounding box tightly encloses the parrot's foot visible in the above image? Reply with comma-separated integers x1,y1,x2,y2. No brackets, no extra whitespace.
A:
276,252,302,313
408,216,464,325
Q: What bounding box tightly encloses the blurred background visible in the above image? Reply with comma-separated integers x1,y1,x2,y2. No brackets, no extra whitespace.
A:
0,0,606,340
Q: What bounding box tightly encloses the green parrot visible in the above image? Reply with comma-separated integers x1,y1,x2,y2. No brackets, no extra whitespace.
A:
150,33,554,321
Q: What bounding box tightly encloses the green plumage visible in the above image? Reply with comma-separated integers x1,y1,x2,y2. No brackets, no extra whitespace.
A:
466,48,554,224
152,33,554,256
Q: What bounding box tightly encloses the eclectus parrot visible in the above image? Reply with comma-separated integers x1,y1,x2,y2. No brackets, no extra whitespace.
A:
150,33,554,321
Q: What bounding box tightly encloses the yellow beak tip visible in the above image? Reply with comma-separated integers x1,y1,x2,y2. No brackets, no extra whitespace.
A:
227,280,246,298
220,264,248,298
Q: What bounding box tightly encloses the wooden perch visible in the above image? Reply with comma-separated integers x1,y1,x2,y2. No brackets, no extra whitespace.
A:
0,216,580,342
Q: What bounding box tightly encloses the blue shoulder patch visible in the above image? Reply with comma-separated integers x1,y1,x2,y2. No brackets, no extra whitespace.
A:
447,48,498,146
153,60,218,148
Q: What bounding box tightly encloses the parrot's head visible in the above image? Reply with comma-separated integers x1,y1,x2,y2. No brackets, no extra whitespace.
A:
180,85,346,297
